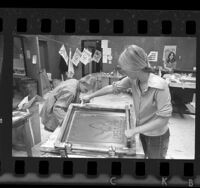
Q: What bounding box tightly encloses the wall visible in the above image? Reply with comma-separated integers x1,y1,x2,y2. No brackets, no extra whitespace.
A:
56,36,196,78
21,35,196,81
38,35,61,80
22,36,42,95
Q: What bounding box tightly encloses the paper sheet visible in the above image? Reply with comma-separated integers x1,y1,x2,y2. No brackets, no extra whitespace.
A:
147,51,158,62
59,44,68,65
104,48,111,56
32,55,37,64
80,48,92,65
18,96,29,110
101,40,108,48
71,48,82,66
102,55,107,63
92,50,102,63
40,127,61,148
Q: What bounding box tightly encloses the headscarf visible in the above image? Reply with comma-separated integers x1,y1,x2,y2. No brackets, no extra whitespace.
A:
79,74,97,90
118,45,149,71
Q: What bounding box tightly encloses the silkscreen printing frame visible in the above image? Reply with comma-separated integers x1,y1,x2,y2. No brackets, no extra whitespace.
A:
55,103,136,158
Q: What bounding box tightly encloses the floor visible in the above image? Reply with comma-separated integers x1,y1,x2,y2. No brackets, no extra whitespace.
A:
12,93,195,159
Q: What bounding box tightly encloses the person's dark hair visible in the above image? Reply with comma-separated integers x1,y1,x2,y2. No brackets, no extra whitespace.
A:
167,51,176,64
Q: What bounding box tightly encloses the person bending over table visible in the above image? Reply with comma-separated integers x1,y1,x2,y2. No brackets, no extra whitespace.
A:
40,74,97,132
81,45,173,159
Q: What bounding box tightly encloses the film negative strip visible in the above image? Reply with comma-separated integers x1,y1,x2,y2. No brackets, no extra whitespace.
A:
0,8,199,186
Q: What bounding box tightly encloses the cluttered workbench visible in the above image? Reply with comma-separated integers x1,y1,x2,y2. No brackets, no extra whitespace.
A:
32,93,145,158
163,73,196,115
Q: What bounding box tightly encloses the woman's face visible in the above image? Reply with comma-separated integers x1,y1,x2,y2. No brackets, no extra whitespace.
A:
169,53,174,60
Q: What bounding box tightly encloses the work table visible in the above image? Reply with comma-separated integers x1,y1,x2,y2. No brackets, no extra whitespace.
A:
32,93,145,158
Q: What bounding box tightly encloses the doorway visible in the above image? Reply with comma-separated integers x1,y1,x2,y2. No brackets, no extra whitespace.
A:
39,40,49,72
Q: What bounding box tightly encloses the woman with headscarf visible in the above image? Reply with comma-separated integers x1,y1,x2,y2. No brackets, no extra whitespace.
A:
81,45,172,159
40,74,97,132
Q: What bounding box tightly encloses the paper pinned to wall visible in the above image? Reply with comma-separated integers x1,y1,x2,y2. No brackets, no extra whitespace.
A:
148,51,158,62
101,40,108,49
71,48,82,66
80,48,92,65
102,55,107,63
163,45,177,61
32,55,37,64
107,54,113,61
104,48,112,56
92,50,102,63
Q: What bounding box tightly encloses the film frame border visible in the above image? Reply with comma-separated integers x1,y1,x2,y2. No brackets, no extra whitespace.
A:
0,8,199,186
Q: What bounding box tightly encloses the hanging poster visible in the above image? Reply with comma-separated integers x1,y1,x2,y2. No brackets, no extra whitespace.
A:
71,48,82,66
59,44,68,65
92,50,102,63
80,48,92,65
162,45,177,61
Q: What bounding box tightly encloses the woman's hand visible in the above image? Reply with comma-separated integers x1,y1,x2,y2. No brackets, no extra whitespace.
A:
80,95,91,103
125,129,136,138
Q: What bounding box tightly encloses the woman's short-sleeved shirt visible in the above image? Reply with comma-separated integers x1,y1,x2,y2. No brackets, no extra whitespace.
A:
112,73,172,127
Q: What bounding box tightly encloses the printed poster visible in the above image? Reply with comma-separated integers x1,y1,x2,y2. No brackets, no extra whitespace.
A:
163,45,177,61
92,50,102,63
71,48,82,66
80,48,92,65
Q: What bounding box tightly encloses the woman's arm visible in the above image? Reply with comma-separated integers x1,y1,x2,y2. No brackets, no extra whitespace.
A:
81,85,114,102
81,76,131,102
125,116,169,137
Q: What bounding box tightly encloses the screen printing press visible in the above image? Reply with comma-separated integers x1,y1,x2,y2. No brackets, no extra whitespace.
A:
32,102,143,158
